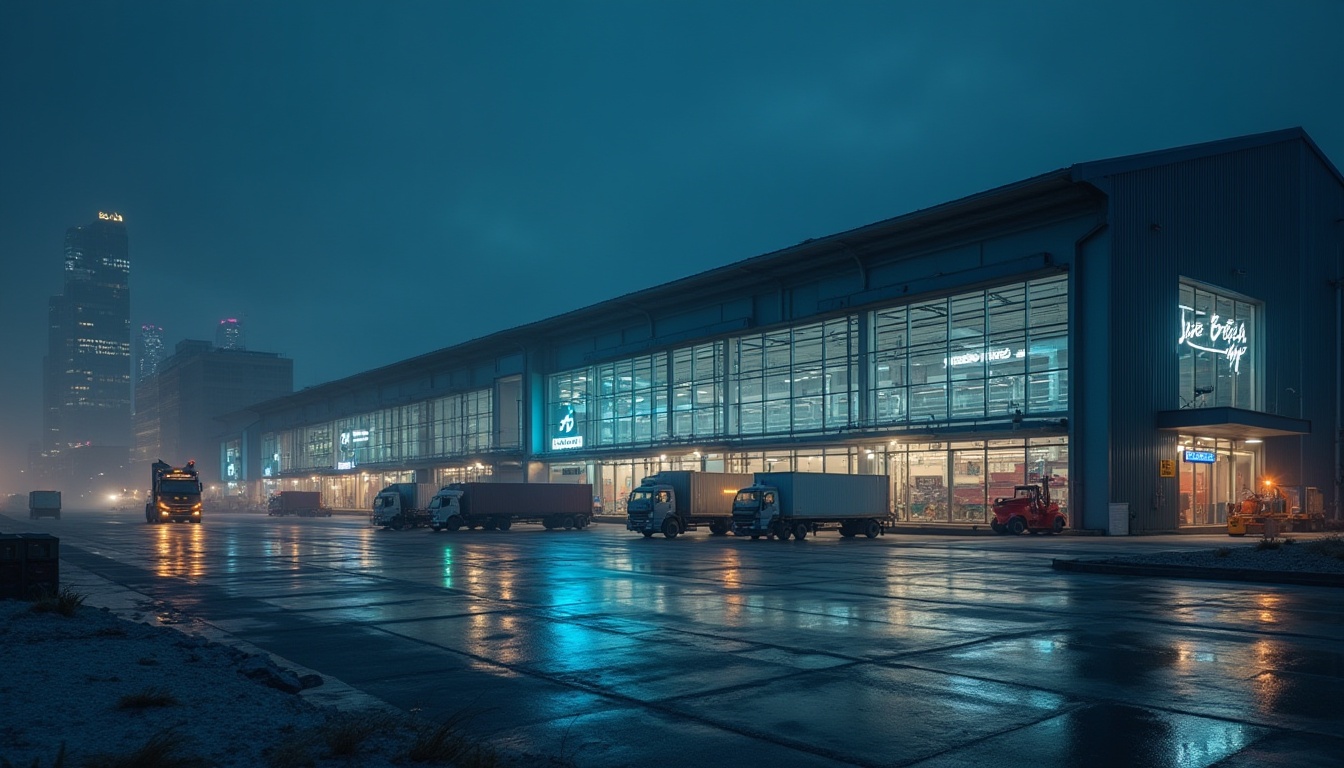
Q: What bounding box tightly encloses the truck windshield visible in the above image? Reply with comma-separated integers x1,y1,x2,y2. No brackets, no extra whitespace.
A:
733,490,759,506
373,496,388,509
159,480,199,494
428,496,443,509
628,489,656,503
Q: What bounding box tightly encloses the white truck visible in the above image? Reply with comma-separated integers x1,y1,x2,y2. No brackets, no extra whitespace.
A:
626,471,754,539
731,472,891,541
371,482,440,530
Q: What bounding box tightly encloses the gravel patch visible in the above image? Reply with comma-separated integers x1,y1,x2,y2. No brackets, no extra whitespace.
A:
1088,537,1344,574
0,596,557,767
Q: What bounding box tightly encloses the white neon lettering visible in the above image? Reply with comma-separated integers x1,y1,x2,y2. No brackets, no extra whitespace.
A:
1178,305,1249,373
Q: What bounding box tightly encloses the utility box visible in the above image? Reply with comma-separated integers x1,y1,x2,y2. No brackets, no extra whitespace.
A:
0,533,59,599
1108,503,1130,536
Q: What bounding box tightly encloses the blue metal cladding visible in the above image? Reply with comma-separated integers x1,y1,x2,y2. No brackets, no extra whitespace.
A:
1102,138,1343,531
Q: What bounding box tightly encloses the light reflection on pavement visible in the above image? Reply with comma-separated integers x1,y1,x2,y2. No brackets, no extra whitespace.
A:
18,509,1344,768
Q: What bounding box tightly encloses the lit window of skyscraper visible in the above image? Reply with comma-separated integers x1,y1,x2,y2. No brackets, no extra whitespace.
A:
216,317,245,350
138,324,164,382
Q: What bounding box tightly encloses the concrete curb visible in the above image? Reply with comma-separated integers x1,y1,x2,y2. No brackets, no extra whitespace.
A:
1052,558,1344,588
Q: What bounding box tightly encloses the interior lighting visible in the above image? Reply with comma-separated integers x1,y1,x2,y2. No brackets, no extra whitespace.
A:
1245,439,1263,444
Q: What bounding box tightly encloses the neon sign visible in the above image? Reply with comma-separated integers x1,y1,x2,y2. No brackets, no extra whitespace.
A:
97,211,124,222
945,346,1026,367
1183,450,1217,463
1178,305,1248,373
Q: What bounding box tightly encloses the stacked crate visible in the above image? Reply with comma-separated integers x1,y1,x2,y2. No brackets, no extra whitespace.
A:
0,533,60,599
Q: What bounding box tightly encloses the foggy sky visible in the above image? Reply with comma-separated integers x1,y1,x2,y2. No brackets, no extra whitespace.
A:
2,1,1342,492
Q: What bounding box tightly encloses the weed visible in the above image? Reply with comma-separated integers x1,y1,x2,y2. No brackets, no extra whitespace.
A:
1303,534,1344,559
26,586,86,617
83,729,208,768
1213,547,1231,558
405,711,474,763
116,686,179,709
0,742,65,768
1254,537,1282,551
319,712,382,757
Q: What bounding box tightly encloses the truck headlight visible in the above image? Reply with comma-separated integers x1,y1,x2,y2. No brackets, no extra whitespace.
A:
191,503,202,511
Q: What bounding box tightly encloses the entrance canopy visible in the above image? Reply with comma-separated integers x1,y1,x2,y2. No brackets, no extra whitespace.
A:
1155,407,1311,440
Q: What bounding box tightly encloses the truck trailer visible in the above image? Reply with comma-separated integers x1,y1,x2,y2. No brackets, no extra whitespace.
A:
626,471,754,539
429,482,594,532
28,490,61,520
145,460,203,524
267,491,328,517
732,472,891,541
371,483,440,529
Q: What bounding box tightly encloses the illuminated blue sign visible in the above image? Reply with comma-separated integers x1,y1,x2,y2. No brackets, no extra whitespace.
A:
1183,450,1217,464
551,403,583,450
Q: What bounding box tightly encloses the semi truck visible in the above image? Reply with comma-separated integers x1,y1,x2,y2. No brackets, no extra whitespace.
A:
267,491,329,517
731,472,891,541
626,471,754,539
145,460,203,524
429,482,594,532
371,482,439,529
28,490,61,520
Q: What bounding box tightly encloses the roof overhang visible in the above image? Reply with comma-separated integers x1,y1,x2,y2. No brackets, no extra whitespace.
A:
1154,407,1311,440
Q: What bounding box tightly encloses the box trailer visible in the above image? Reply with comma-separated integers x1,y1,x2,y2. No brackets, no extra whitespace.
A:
429,482,593,532
626,471,755,538
28,491,61,521
732,472,891,541
267,491,328,517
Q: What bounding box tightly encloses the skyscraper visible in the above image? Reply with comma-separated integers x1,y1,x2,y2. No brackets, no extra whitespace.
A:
215,317,244,350
137,324,165,382
41,211,132,494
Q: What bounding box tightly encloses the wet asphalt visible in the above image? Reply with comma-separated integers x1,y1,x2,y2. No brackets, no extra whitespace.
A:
10,509,1343,768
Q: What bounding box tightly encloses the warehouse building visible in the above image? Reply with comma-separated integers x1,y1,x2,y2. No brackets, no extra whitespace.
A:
222,128,1343,533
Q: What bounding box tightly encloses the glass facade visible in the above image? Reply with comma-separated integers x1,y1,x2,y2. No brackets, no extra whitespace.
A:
261,387,495,477
548,274,1067,455
1177,282,1258,410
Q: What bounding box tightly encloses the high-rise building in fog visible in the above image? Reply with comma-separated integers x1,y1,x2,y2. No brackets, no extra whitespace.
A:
137,324,165,382
41,211,133,495
215,317,244,350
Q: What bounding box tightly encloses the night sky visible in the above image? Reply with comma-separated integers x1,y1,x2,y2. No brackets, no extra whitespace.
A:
2,1,1342,492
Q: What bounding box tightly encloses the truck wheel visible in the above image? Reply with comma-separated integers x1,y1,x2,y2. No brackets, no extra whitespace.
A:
496,517,513,531
543,517,556,530
642,531,655,538
562,515,577,530
864,519,881,539
1008,517,1027,535
709,520,728,535
446,516,463,532
391,519,405,531
990,520,1006,534
1051,517,1065,535
774,522,791,541
482,519,497,531
662,518,680,539
578,515,591,529
430,525,442,532
793,523,809,541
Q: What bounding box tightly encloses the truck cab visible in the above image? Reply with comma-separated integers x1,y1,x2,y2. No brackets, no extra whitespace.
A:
625,484,674,536
731,485,778,538
146,460,203,524
371,489,408,528
428,487,466,531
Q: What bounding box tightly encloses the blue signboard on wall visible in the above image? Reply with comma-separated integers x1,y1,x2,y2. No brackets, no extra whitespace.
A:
551,403,583,450
1183,450,1217,464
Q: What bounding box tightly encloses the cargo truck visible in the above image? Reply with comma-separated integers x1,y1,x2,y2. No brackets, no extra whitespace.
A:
371,482,439,529
145,460,203,524
429,482,593,532
731,472,891,541
626,471,754,539
28,490,61,520
267,491,329,517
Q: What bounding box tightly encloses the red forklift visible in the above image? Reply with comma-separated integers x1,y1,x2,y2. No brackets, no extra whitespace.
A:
991,476,1067,535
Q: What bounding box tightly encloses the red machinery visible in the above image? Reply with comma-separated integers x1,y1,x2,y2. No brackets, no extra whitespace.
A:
991,477,1067,535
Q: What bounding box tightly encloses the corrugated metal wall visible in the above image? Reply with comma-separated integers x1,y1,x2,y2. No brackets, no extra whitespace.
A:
1104,139,1342,530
